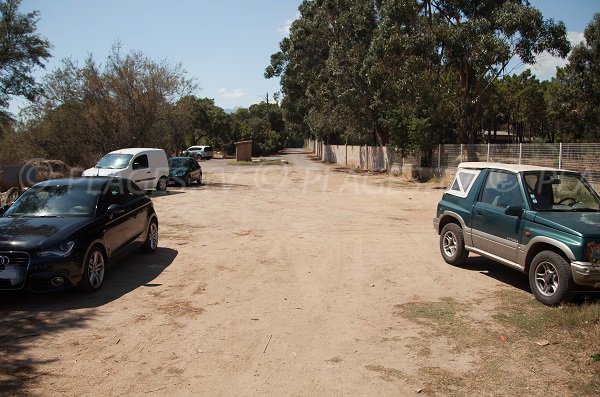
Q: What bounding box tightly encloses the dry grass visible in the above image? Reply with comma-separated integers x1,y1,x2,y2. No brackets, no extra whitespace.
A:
394,292,600,396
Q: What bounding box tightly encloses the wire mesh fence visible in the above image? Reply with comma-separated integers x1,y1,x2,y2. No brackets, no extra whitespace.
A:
433,143,600,184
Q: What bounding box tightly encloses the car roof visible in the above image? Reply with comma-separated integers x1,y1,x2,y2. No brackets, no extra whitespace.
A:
108,148,164,155
34,177,123,189
457,162,571,173
188,145,210,149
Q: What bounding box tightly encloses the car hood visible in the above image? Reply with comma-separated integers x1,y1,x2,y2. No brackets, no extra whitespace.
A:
82,167,124,177
0,216,91,251
534,212,600,238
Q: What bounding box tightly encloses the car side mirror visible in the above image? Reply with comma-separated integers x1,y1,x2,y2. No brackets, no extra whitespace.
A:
132,162,141,170
505,205,523,217
107,203,125,216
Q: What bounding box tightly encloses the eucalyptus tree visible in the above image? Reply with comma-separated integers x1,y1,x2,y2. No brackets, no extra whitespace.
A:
548,13,600,142
0,0,51,124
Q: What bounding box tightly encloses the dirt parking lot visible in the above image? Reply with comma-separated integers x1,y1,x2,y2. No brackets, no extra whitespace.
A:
1,149,599,396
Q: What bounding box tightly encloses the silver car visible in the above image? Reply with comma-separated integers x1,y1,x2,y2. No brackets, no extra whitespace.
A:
183,145,213,160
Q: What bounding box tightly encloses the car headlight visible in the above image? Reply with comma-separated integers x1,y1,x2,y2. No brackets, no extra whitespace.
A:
586,242,600,264
37,241,76,258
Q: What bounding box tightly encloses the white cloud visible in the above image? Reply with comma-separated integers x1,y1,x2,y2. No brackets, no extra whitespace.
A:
278,13,299,35
525,31,586,80
218,88,245,98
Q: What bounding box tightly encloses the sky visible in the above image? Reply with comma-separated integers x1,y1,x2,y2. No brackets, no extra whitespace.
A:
12,0,600,114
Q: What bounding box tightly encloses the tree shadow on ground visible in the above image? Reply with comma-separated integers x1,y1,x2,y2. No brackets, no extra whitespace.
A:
0,247,177,395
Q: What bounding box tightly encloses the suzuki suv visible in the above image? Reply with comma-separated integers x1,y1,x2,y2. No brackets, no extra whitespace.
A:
433,162,600,305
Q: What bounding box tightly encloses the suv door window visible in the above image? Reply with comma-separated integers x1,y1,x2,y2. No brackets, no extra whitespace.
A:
480,171,523,208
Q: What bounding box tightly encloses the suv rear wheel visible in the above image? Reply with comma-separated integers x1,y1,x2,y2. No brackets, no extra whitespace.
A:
529,251,575,306
440,223,468,265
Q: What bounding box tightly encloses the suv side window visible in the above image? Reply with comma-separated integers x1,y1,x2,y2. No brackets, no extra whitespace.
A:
132,154,149,170
480,171,523,208
447,169,480,198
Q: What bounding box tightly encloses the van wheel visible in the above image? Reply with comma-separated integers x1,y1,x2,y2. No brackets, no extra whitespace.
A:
156,177,168,191
440,223,468,265
529,251,575,306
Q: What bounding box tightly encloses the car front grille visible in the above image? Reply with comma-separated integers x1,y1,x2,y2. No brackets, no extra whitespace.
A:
0,251,30,290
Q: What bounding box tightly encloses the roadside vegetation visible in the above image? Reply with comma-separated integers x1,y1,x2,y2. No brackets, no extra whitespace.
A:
395,292,600,396
0,0,297,168
266,1,600,164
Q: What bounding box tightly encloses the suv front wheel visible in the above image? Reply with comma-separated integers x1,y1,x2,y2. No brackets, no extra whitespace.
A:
440,223,468,266
529,251,575,306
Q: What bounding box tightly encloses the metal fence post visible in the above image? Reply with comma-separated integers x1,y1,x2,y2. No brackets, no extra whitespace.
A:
559,143,563,169
519,143,522,165
487,143,490,162
460,144,463,162
438,144,441,169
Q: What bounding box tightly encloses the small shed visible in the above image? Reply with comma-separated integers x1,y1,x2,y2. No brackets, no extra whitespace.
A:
235,140,253,162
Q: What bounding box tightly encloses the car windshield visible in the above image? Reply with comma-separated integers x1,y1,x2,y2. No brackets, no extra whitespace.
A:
4,186,100,218
524,172,600,212
169,158,189,168
96,154,133,169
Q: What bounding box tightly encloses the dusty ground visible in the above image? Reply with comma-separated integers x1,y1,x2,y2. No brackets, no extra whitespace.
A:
1,149,598,396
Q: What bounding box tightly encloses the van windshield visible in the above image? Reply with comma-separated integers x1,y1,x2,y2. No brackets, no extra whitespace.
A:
96,154,133,169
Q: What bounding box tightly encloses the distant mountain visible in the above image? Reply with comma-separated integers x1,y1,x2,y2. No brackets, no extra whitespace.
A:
224,107,241,114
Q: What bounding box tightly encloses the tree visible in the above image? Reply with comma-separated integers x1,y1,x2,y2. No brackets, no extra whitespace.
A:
25,45,196,165
0,0,51,123
548,13,600,142
269,0,570,150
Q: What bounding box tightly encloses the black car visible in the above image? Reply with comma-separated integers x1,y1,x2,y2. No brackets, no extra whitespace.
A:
0,177,158,293
168,157,202,187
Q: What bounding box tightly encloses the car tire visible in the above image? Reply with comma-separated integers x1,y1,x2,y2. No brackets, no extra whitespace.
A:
185,175,191,187
529,251,575,306
142,219,159,254
156,177,168,192
440,223,468,266
77,245,106,292
197,173,202,185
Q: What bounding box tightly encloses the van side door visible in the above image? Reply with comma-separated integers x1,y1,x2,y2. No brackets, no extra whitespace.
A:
130,154,152,190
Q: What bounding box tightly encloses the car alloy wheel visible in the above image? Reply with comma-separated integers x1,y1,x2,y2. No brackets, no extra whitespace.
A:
142,219,159,253
533,261,559,297
78,246,106,292
443,231,457,258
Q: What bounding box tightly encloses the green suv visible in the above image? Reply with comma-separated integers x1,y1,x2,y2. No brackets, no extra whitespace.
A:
433,162,600,305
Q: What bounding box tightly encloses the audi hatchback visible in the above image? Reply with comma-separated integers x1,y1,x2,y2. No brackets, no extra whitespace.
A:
0,177,158,293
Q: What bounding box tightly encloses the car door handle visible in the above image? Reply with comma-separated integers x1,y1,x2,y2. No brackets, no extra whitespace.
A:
475,210,483,216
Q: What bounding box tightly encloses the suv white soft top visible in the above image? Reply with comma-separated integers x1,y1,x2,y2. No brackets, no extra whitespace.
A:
457,162,565,173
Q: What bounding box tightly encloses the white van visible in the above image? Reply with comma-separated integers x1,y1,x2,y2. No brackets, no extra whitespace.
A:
82,148,170,191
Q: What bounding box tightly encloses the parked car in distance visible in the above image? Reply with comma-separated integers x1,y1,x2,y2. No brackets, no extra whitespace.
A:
434,162,600,306
82,148,170,191
0,177,158,293
183,145,213,160
168,157,202,187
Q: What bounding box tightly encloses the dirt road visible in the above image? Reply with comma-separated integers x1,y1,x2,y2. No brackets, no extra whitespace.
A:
1,150,595,396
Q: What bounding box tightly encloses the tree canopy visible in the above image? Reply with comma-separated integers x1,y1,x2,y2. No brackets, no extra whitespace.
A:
267,0,571,151
0,0,50,123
